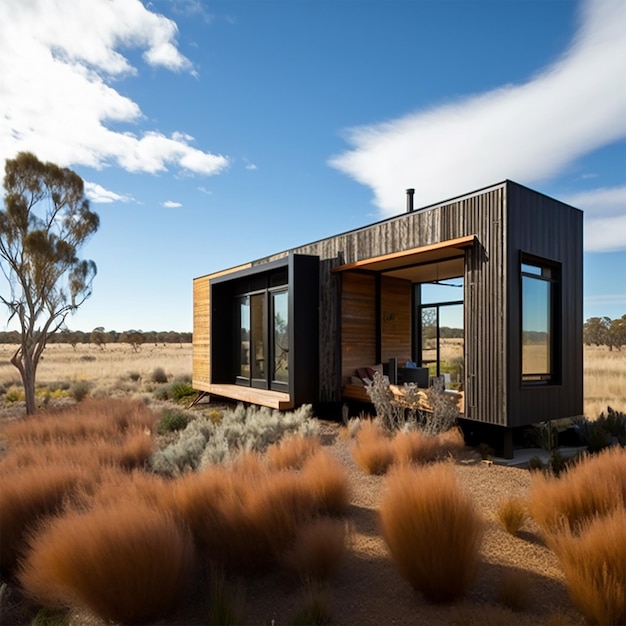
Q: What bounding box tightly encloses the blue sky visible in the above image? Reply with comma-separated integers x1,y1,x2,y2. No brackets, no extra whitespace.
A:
1,0,625,333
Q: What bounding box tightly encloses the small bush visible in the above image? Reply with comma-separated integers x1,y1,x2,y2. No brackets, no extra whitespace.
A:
151,367,168,384
497,497,526,535
170,381,197,402
547,508,626,626
379,463,484,603
128,371,141,382
156,409,190,435
207,565,244,626
5,386,23,403
69,380,90,402
289,584,332,626
19,502,195,625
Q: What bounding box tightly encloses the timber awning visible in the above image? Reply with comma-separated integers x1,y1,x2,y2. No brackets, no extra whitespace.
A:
331,235,476,274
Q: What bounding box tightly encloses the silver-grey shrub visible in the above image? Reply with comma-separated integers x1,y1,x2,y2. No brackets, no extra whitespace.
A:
150,403,318,476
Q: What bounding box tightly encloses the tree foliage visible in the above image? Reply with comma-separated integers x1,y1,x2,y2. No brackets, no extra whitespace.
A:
0,152,99,413
583,315,626,351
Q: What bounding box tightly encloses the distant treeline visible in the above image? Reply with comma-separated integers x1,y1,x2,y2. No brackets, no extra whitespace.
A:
0,329,192,346
583,315,626,351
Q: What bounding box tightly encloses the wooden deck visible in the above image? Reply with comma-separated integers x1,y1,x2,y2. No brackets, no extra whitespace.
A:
205,384,293,410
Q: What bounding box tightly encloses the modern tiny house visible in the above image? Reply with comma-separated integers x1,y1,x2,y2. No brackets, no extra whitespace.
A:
193,180,583,456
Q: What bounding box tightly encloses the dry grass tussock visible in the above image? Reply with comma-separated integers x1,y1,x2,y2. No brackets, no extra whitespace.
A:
379,462,484,604
174,447,350,577
265,433,321,470
527,446,626,535
497,496,527,536
351,419,465,475
18,501,196,625
527,446,626,625
547,508,626,626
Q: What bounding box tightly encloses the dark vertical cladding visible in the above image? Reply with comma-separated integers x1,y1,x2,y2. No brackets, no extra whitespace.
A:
505,181,583,426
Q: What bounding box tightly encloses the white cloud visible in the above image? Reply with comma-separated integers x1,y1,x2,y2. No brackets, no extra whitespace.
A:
245,162,258,171
0,0,229,176
330,0,626,251
84,181,132,204
162,200,182,208
564,185,626,251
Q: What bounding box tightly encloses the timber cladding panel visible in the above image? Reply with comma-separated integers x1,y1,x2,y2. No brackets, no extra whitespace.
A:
380,276,412,365
341,272,376,382
192,264,251,391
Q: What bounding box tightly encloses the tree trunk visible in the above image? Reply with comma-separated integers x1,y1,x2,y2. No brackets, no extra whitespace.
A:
11,347,37,415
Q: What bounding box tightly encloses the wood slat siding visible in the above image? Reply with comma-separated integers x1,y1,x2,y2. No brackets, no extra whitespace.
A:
341,272,377,382
380,276,412,365
505,182,583,427
192,264,251,392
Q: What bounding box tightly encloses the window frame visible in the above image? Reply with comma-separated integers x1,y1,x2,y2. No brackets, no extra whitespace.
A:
520,254,561,385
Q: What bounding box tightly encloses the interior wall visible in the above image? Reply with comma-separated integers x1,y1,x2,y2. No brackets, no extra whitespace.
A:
341,272,376,382
380,275,412,366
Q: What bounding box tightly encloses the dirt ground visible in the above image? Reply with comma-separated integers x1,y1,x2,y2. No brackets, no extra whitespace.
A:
0,411,586,626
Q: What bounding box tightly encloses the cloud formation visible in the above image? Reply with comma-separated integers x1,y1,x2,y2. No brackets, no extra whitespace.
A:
162,200,183,208
0,0,228,176
330,0,626,251
84,182,132,204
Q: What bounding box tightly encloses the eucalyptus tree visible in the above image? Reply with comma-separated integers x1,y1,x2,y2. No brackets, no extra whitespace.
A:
0,152,99,413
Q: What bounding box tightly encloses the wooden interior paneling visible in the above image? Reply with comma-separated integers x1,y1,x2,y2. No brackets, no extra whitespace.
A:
380,276,412,365
341,272,376,382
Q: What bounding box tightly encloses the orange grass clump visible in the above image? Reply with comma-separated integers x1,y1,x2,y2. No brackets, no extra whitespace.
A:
19,501,195,625
0,462,91,578
496,496,527,535
301,449,350,516
281,517,349,582
379,463,484,603
351,420,395,475
527,446,626,535
266,434,320,470
547,508,626,626
0,398,156,446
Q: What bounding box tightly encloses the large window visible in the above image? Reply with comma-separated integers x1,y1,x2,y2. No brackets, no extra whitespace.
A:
235,286,289,391
417,278,464,389
521,259,559,382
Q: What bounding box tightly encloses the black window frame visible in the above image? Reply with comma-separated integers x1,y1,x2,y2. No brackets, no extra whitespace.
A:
520,254,561,385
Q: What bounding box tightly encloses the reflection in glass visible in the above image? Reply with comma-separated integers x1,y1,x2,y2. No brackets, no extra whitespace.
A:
522,275,551,376
272,291,289,383
238,296,250,378
251,294,265,380
421,307,437,377
439,304,464,387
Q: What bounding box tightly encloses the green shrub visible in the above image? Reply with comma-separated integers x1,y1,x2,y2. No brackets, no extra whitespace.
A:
170,381,196,402
596,406,626,445
154,386,169,401
151,367,168,384
156,410,189,435
5,386,23,403
150,403,317,476
128,371,141,382
69,380,91,402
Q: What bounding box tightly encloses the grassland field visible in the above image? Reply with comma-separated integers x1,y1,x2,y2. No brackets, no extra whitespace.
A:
0,341,622,419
